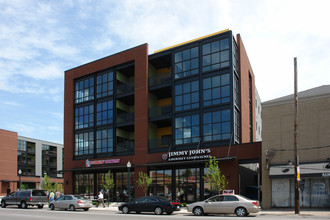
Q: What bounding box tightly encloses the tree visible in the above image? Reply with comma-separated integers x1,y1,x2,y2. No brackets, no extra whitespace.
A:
41,174,57,194
137,171,152,196
103,171,115,205
204,156,228,194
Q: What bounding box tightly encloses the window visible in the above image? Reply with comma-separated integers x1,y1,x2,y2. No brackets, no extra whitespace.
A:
223,195,239,201
96,100,113,126
175,80,199,111
97,71,113,98
203,109,231,142
202,38,229,72
203,73,230,106
75,105,94,129
174,47,199,79
149,169,172,199
75,77,94,103
175,114,199,145
18,140,26,151
75,131,94,156
96,128,113,154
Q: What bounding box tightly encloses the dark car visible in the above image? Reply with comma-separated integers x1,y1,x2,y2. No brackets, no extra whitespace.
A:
118,196,181,215
1,190,48,209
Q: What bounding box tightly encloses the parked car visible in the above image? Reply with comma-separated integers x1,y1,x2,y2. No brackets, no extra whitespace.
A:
49,195,92,211
118,196,181,215
1,190,47,209
187,194,260,217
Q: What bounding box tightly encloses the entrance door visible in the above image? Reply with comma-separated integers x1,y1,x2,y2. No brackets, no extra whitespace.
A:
176,168,200,203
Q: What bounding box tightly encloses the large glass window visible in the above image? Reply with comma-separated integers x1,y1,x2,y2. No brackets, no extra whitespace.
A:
75,77,94,104
176,168,200,203
149,169,172,199
203,109,231,141
202,38,229,72
74,131,94,156
175,80,199,111
116,171,134,202
75,105,94,129
96,128,113,154
174,47,199,79
175,114,199,145
97,71,113,98
203,73,230,106
96,100,113,126
74,173,94,198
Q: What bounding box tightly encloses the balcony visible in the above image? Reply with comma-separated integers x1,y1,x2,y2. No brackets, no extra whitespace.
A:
116,140,134,154
116,112,134,124
149,137,172,152
149,105,171,118
117,82,134,95
149,72,171,86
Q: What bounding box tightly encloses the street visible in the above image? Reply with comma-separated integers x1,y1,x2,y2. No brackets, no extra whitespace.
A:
0,207,329,220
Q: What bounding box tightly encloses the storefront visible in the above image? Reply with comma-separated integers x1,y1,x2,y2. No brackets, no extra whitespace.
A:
269,162,330,207
71,146,260,203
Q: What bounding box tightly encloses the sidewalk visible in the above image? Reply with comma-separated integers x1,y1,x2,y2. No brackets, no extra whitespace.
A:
90,205,330,217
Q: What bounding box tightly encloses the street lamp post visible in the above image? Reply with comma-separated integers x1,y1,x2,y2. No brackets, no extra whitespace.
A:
127,161,131,202
18,169,22,191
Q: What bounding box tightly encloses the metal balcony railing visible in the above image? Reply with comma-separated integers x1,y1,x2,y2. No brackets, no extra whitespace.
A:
117,83,134,94
149,105,172,118
149,72,171,86
116,112,134,124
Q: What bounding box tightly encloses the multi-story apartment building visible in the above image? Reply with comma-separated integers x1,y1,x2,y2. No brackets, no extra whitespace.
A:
0,129,63,195
261,85,330,209
64,29,261,202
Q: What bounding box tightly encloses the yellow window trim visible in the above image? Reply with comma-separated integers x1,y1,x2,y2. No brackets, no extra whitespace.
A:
154,29,230,53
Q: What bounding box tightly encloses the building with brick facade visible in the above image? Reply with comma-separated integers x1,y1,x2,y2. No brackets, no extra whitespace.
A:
0,129,63,195
64,29,261,202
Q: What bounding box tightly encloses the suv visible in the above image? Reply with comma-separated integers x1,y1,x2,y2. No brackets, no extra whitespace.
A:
1,190,48,209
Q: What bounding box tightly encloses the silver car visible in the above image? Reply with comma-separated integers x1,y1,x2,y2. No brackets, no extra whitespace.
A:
187,194,260,217
49,195,92,211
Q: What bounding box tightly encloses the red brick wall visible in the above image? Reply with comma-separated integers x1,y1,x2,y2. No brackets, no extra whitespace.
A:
236,34,256,143
0,129,18,195
64,44,149,194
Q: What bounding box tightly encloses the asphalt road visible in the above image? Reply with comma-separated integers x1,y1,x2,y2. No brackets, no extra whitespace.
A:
0,206,329,220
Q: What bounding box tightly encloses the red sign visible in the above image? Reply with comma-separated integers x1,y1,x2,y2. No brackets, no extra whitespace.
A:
86,159,120,167
223,190,235,194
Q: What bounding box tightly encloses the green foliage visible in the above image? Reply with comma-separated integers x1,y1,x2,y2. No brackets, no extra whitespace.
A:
104,170,115,192
41,174,57,193
137,171,152,196
204,156,228,194
103,171,115,203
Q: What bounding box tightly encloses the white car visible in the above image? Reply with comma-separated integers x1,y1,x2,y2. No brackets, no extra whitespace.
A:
187,194,260,217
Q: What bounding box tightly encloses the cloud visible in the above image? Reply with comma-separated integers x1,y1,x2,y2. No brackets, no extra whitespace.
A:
2,101,22,107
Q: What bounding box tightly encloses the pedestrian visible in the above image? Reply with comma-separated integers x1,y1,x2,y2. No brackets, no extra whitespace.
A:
49,190,55,202
96,191,105,208
55,190,61,199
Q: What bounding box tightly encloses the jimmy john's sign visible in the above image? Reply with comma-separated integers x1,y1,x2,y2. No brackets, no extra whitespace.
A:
162,148,211,162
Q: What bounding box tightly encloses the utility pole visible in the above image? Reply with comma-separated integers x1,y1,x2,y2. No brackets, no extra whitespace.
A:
294,57,300,214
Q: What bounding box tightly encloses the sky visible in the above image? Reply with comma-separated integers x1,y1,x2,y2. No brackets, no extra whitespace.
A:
1,0,330,144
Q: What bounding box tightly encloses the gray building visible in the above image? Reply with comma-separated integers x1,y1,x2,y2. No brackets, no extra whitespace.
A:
261,85,330,209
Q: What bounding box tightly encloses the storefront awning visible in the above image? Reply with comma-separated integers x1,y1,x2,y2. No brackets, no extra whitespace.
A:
269,162,330,178
63,156,236,172
137,156,236,168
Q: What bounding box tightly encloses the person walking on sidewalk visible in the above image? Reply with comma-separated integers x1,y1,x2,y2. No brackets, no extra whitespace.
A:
96,191,105,208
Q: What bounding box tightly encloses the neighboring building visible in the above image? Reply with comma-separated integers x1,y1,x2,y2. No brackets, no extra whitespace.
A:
255,88,262,141
64,29,261,202
0,129,63,195
261,85,330,209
